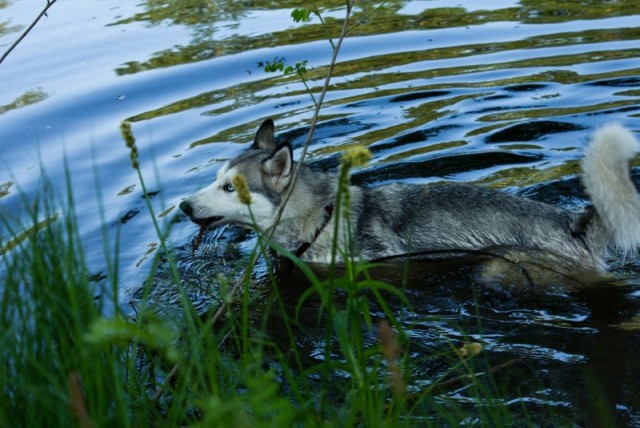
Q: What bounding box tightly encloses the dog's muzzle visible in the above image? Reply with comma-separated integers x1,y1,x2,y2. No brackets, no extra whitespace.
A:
179,200,223,228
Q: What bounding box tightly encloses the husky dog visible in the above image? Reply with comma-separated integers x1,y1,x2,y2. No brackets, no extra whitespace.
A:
180,119,640,271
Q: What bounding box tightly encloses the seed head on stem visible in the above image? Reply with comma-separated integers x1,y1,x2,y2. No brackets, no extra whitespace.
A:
120,120,139,170
232,173,252,205
341,145,372,169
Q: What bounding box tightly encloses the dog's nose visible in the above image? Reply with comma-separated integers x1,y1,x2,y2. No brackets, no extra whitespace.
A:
179,200,193,218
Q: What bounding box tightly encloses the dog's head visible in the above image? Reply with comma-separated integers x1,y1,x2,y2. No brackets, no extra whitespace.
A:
179,119,294,230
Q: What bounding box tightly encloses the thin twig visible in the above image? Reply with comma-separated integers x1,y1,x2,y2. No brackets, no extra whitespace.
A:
344,1,389,37
151,0,357,402
0,0,58,66
267,0,355,243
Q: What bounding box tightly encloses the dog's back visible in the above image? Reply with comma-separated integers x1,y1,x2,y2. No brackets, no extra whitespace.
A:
350,183,593,263
349,124,640,269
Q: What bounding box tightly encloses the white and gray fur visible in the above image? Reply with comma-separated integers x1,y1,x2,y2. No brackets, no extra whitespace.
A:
180,120,640,271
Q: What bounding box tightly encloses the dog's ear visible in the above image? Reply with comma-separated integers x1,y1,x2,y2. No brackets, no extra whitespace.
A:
261,143,293,193
251,119,276,150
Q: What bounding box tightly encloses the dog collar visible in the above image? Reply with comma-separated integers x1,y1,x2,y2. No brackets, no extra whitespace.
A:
294,204,334,258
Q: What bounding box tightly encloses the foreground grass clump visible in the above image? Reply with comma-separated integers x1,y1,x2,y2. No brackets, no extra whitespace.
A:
0,190,306,426
0,173,513,426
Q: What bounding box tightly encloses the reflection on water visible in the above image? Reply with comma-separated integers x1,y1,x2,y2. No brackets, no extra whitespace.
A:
1,0,640,424
0,88,48,115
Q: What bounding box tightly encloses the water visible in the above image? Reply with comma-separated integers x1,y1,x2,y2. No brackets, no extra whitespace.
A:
2,0,640,424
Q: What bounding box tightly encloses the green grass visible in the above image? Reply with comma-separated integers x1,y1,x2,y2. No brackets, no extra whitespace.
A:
0,162,516,427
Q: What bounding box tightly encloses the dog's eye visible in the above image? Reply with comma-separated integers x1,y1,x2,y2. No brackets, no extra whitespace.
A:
223,183,235,193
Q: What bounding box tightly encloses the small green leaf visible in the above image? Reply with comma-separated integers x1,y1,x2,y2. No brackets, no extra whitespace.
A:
291,8,312,23
262,57,288,74
294,60,308,74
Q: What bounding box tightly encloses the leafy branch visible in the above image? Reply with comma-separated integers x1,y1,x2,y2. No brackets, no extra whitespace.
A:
261,58,316,104
259,2,389,106
259,6,332,106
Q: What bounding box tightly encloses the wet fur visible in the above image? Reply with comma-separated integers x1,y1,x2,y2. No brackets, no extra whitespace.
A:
180,120,640,271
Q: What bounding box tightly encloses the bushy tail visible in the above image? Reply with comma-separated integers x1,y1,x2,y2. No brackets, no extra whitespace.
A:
582,123,640,254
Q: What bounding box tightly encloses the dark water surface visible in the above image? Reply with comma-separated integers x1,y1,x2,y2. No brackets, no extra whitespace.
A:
2,0,640,424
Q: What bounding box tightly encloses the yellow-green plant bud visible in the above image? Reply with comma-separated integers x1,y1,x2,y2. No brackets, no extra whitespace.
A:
232,173,252,205
337,147,371,222
120,120,135,148
456,342,483,358
120,120,139,170
341,145,372,169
